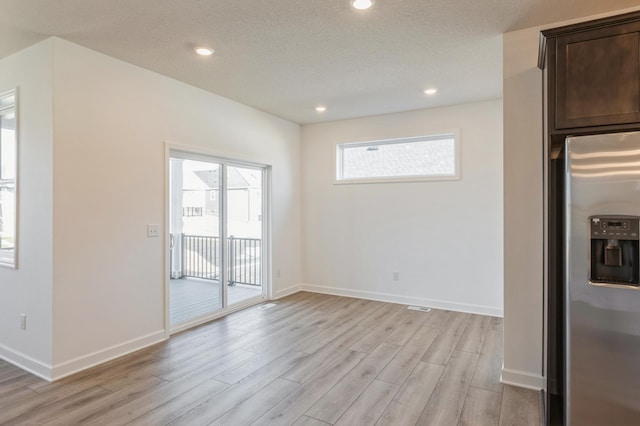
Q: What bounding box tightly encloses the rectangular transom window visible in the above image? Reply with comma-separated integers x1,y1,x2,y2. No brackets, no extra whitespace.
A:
335,132,459,184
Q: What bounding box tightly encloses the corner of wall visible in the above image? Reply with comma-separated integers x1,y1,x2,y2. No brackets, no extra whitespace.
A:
501,367,545,391
0,343,53,381
0,37,55,375
274,284,302,299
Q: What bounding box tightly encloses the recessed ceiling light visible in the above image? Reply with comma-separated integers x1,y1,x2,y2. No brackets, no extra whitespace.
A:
315,105,327,113
351,0,374,10
195,47,214,56
424,88,438,95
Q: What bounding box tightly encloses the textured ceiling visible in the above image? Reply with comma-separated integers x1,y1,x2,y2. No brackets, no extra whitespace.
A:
0,0,639,124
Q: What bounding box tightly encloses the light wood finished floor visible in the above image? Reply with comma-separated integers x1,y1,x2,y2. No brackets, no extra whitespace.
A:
0,292,541,425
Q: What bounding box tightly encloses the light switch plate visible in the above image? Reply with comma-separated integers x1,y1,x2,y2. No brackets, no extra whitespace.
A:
147,224,160,238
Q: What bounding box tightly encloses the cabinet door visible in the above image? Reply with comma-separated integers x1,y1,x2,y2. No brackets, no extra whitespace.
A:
555,23,640,129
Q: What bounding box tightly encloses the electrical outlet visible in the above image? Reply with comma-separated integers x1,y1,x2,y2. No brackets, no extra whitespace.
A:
393,271,400,281
20,314,26,330
147,224,160,238
277,269,281,278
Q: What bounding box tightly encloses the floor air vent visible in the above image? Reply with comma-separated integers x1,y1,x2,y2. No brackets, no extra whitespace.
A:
257,303,277,310
407,305,431,312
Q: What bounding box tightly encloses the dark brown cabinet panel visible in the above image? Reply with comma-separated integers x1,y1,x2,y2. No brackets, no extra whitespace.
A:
557,31,640,128
543,13,640,134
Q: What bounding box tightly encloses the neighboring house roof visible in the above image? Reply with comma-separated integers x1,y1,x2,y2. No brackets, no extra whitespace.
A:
181,161,260,191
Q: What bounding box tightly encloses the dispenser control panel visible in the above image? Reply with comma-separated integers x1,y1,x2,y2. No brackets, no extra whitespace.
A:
589,215,640,285
591,217,639,240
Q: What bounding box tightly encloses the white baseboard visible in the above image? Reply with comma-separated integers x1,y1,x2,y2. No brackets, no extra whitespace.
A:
0,343,53,381
501,367,545,391
300,283,503,317
274,284,302,299
50,330,166,381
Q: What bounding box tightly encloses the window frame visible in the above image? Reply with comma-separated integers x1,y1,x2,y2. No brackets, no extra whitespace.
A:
333,130,461,185
0,87,18,269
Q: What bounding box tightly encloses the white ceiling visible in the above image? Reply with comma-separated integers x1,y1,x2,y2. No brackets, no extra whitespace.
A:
0,0,638,124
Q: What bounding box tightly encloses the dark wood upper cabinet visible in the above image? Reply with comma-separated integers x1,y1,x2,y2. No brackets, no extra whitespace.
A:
558,29,640,128
541,12,640,135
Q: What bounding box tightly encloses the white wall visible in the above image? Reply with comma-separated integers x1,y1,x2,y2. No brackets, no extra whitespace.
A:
0,40,54,377
502,26,545,390
301,99,504,316
49,39,301,377
502,5,640,390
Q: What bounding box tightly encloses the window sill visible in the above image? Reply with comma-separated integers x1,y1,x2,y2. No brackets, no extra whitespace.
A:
333,174,460,185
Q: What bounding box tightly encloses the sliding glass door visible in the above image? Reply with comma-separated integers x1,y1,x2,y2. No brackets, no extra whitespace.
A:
226,165,264,305
169,156,223,325
169,152,267,329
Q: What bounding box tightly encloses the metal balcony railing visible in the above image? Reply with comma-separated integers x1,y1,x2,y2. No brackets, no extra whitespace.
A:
228,235,261,287
174,234,261,287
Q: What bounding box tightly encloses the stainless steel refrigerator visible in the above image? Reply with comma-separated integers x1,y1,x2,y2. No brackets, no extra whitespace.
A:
565,132,640,425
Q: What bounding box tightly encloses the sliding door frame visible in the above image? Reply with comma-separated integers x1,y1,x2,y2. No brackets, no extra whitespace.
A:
164,142,271,336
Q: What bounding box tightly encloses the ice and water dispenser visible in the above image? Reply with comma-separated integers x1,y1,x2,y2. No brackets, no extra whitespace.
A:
589,216,640,286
